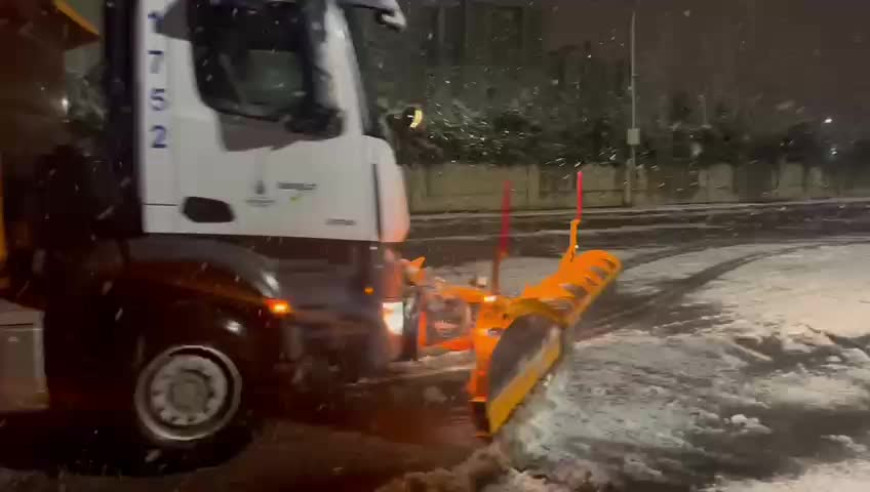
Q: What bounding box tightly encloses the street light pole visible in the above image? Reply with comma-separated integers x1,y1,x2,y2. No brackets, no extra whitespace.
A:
625,9,639,207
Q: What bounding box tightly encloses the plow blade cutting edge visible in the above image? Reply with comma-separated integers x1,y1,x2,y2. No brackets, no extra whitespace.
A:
467,219,622,436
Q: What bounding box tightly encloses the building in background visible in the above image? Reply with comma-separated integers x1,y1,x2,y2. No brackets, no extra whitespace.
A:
364,0,545,117
6,0,864,170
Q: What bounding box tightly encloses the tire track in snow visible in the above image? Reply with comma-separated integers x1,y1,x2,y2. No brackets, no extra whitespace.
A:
579,239,870,340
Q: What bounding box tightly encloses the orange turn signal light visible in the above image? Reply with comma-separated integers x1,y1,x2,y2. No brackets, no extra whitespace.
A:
266,299,292,316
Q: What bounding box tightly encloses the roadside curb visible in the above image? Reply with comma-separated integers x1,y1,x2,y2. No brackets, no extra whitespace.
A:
408,198,870,241
412,198,870,223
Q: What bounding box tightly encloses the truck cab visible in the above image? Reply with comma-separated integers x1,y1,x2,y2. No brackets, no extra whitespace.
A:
0,0,411,456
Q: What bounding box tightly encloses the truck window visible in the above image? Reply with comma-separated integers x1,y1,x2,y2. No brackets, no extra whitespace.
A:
188,1,312,121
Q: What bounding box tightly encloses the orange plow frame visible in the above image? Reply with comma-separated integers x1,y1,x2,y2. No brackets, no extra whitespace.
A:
410,219,621,436
466,219,621,435
410,173,622,437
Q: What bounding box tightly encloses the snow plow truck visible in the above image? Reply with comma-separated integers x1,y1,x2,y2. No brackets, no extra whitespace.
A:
0,0,621,458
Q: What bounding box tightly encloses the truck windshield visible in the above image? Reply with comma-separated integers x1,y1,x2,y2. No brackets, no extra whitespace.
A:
189,1,311,121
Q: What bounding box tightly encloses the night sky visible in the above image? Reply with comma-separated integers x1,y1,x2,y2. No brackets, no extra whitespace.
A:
544,0,870,141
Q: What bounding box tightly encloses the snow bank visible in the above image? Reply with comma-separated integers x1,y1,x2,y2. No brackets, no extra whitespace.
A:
376,445,553,492
706,460,870,492
501,330,755,486
377,444,598,492
500,327,870,489
752,372,870,411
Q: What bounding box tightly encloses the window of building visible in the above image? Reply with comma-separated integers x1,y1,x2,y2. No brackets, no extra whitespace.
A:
490,6,523,65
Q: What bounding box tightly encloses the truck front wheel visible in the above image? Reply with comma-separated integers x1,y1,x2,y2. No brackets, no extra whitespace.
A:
133,344,245,448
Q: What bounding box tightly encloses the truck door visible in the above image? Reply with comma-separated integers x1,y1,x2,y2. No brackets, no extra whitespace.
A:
138,0,378,242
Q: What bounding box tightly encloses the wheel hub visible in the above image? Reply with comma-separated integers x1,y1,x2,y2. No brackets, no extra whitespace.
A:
168,373,209,414
150,354,227,427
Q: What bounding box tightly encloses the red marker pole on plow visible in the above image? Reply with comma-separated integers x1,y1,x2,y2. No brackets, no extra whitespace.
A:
569,171,583,256
492,180,511,295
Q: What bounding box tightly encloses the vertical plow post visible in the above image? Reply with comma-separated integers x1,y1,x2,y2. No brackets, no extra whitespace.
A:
569,171,583,254
491,180,511,295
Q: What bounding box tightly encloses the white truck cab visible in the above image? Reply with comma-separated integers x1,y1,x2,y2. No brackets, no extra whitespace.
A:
137,0,409,242
0,0,413,458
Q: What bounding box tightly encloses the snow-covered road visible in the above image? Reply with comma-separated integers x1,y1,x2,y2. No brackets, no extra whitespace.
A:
431,239,870,491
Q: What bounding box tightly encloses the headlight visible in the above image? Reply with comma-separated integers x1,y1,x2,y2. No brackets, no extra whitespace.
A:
382,301,404,335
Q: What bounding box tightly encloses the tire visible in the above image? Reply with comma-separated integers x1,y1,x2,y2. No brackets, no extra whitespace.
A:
126,304,265,469
44,265,270,471
132,343,247,450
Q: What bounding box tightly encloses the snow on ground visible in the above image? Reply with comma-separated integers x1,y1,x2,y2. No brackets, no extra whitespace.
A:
617,243,802,295
705,459,870,492
409,241,870,490
690,243,870,340
503,330,766,487
495,241,870,490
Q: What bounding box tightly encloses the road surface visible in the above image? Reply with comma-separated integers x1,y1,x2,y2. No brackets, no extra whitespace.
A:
4,203,870,491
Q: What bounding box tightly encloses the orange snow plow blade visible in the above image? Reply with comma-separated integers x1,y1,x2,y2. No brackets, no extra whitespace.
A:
409,173,621,436
467,219,622,436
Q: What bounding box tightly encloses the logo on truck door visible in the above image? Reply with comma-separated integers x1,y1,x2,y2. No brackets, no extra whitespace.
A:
246,181,317,207
277,182,317,202
326,218,357,226
246,179,276,207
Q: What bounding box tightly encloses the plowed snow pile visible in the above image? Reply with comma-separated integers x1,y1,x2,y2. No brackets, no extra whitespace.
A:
704,459,870,492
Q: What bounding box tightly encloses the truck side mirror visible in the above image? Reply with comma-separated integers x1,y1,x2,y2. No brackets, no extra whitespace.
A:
402,106,423,129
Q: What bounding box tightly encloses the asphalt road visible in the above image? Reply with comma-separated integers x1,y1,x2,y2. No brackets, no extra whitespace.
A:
3,201,870,492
